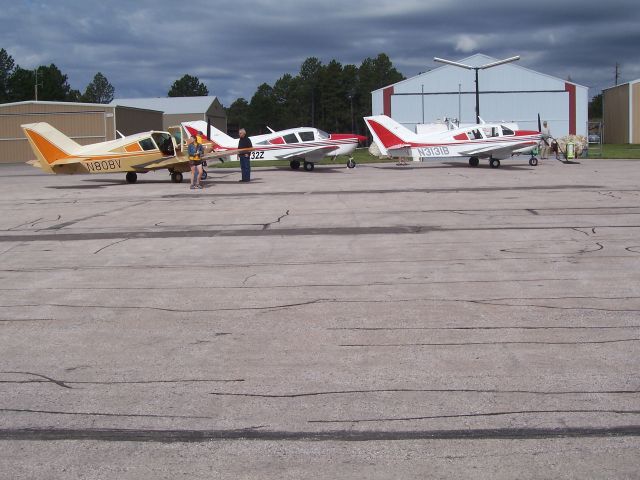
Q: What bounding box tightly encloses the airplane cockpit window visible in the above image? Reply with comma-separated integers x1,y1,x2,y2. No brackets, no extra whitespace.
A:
317,130,330,139
139,137,156,151
467,129,482,140
151,132,175,155
299,131,315,142
283,133,299,144
501,125,514,136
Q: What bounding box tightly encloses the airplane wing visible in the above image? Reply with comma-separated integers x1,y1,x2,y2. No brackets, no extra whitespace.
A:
204,147,255,160
460,143,530,158
139,156,187,170
272,145,338,162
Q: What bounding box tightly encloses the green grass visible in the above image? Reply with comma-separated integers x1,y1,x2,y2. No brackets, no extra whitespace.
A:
588,144,640,159
207,148,391,169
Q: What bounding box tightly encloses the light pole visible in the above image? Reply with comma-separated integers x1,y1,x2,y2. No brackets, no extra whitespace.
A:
347,90,355,133
433,55,520,124
34,67,41,101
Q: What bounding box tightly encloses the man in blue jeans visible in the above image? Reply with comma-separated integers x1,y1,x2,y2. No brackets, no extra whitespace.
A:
238,128,252,182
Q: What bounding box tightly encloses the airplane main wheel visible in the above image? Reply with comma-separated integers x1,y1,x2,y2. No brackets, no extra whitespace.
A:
490,158,501,169
347,158,356,169
469,157,479,167
171,172,183,183
290,160,301,170
304,161,314,171
201,170,208,180
125,172,138,184
529,157,539,166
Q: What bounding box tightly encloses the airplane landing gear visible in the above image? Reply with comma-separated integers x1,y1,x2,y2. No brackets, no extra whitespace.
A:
303,161,315,171
489,158,501,168
529,157,539,166
125,172,137,184
290,160,301,170
347,157,356,168
171,171,183,183
201,170,208,180
469,157,479,167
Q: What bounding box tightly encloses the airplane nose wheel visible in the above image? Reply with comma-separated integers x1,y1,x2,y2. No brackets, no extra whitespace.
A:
347,158,356,169
125,172,138,184
303,161,314,171
290,160,301,170
529,157,539,166
171,172,183,183
468,157,479,167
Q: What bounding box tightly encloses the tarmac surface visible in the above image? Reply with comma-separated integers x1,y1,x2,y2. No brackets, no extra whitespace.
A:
0,157,639,478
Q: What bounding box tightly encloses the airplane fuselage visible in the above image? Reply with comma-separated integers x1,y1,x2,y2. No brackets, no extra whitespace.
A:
365,115,542,168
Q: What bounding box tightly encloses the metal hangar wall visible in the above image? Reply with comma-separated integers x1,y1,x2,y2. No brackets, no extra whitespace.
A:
372,54,588,138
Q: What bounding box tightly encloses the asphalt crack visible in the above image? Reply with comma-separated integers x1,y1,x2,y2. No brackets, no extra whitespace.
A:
308,409,640,424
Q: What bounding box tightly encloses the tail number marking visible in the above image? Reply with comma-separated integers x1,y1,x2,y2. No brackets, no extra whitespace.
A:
250,151,264,160
86,159,122,172
417,146,449,157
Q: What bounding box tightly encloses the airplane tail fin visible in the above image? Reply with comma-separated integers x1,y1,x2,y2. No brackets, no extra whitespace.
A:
182,120,236,150
363,115,416,156
21,123,81,173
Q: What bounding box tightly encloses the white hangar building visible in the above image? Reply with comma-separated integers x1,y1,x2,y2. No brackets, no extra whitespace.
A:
372,54,588,137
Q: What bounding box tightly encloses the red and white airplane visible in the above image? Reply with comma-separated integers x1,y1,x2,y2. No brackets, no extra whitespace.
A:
364,115,542,168
181,121,367,171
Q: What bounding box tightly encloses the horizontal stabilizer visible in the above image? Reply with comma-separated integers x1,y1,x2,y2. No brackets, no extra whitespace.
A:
21,123,81,166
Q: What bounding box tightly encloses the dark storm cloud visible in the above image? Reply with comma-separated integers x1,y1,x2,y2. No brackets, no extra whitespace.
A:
2,0,638,104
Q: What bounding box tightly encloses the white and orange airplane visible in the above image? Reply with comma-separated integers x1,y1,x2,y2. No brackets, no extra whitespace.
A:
21,122,195,183
364,115,542,168
181,121,367,171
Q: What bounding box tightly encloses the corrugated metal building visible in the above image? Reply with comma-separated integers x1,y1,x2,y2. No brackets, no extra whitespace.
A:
110,96,226,131
0,101,162,164
372,53,588,138
602,79,640,144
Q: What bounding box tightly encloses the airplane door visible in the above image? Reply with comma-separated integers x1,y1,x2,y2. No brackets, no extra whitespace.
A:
167,126,184,153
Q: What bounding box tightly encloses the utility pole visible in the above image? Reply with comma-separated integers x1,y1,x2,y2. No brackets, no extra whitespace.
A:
34,67,39,101
615,62,619,86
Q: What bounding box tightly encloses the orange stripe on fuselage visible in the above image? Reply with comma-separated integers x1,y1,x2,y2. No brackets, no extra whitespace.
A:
24,129,70,164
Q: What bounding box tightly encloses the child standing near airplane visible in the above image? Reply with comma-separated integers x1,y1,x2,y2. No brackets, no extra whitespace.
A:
188,136,204,189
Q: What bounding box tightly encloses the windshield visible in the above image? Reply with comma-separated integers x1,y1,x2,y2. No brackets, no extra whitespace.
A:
317,130,330,140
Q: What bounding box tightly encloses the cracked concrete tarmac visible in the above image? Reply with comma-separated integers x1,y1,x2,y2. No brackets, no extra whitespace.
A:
0,160,639,479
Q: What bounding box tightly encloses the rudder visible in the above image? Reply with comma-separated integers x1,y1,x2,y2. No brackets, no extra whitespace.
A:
21,123,81,171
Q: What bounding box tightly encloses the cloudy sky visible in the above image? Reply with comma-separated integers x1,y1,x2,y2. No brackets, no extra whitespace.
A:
3,0,639,105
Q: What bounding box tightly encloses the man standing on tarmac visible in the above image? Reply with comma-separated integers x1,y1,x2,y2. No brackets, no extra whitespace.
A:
238,128,252,182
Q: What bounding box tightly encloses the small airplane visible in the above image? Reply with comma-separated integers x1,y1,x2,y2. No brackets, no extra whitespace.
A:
364,115,542,168
21,122,198,183
181,120,367,171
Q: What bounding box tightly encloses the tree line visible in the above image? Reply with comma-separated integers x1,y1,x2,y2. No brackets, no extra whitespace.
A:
226,53,404,135
0,48,115,104
2,46,406,135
